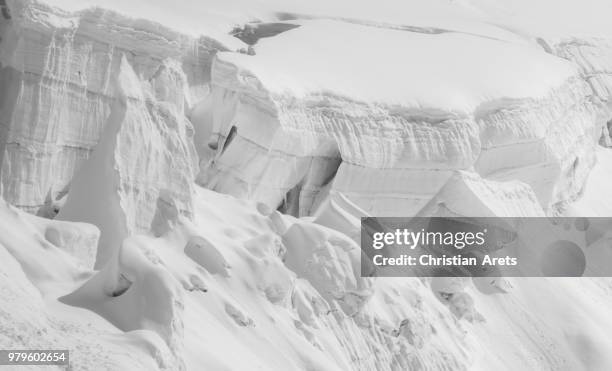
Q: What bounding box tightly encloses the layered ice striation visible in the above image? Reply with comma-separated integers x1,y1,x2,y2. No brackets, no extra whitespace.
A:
463,0,612,146
201,19,607,217
56,56,198,267
551,39,612,145
0,0,228,213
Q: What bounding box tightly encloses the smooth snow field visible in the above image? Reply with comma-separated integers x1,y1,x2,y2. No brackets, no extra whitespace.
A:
1,0,612,370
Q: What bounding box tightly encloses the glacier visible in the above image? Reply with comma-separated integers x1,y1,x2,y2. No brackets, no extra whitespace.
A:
1,0,612,370
203,19,607,217
0,0,226,214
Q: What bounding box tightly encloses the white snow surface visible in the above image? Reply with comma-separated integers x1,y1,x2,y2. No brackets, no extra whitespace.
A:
218,19,575,113
38,0,612,40
2,181,612,370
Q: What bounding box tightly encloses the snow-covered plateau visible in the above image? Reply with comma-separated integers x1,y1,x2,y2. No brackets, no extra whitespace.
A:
1,0,612,370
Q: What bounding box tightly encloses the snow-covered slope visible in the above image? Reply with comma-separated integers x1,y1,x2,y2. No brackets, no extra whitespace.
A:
4,179,612,370
0,197,174,371
0,187,474,370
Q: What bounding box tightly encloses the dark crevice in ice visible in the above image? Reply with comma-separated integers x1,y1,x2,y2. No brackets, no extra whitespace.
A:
277,156,342,217
110,274,133,297
231,22,300,45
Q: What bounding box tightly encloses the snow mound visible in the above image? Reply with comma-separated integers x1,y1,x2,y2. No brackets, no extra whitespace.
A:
0,199,177,370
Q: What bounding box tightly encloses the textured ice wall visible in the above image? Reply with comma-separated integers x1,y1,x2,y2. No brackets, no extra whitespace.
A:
0,0,226,213
549,38,612,145
57,56,198,267
201,21,607,217
460,0,612,146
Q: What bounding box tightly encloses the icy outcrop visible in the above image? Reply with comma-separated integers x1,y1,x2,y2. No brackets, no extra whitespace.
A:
553,39,612,103
57,56,198,268
416,171,546,218
201,20,606,216
548,39,612,145
0,0,228,212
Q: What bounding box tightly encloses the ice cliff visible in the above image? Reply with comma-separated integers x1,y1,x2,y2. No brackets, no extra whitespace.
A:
2,0,612,370
56,55,198,268
202,19,608,217
2,0,611,219
0,0,227,214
